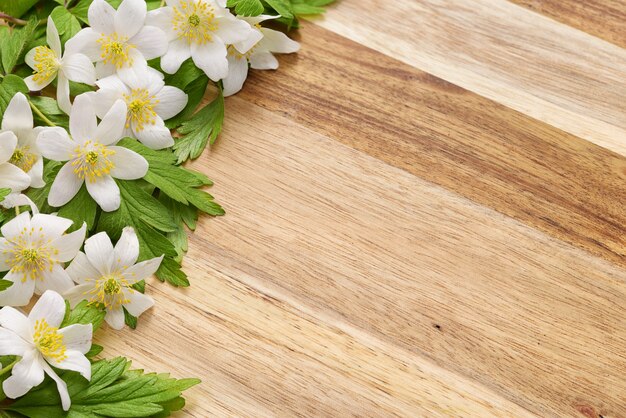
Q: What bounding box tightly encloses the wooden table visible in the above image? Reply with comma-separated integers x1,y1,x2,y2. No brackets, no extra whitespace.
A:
98,1,626,416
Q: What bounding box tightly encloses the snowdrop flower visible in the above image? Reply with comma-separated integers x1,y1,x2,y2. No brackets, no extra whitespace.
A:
1,93,46,188
89,68,187,149
0,212,86,307
223,15,300,96
65,0,167,79
38,94,148,212
0,290,92,410
24,17,96,114
147,0,255,81
65,227,161,330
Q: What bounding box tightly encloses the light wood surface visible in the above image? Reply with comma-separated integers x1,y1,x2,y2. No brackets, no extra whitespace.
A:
97,1,626,417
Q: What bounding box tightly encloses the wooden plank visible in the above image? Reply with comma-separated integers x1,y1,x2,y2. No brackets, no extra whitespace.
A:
510,0,626,49
239,24,626,269
161,97,626,417
97,266,537,417
313,0,626,157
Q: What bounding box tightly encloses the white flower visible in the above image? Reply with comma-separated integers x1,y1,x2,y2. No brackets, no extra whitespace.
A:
1,93,47,188
147,0,255,81
37,94,148,212
223,15,300,96
24,17,96,114
0,212,86,307
0,290,92,411
65,0,167,79
65,227,160,330
89,68,187,149
0,132,30,199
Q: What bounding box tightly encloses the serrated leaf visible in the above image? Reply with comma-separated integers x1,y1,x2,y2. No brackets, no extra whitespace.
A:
57,185,98,232
227,0,264,16
62,300,106,332
0,75,28,116
50,6,82,44
0,17,38,74
0,0,39,18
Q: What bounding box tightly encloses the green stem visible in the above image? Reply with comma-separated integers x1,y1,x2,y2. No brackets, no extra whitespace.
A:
28,99,56,127
0,13,27,26
0,358,18,378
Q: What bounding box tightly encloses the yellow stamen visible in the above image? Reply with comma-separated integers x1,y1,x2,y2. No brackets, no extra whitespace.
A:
4,226,58,282
97,33,135,69
84,273,132,310
71,140,116,183
33,319,67,362
122,88,159,131
32,46,59,84
10,146,37,173
172,0,218,44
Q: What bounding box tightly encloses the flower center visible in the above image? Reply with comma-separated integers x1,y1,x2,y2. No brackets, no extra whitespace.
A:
71,140,116,183
32,46,59,84
122,88,159,131
10,145,37,172
33,319,67,362
97,33,135,69
172,0,218,44
5,227,57,282
84,274,131,310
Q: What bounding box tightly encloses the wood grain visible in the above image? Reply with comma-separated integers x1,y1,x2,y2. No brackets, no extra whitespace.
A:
240,23,626,270
161,98,623,417
511,0,626,49
314,0,626,157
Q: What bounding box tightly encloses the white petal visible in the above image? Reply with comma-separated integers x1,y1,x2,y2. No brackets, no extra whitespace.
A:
2,93,33,131
123,255,163,283
0,130,17,162
63,283,94,306
154,86,187,119
57,73,72,115
47,17,62,57
0,238,11,271
122,288,154,317
24,73,55,92
58,324,92,355
0,328,31,356
28,290,66,328
133,117,174,149
70,94,97,143
31,213,72,237
50,223,87,263
28,156,45,188
0,163,31,193
84,232,114,274
191,40,228,81
35,264,75,295
240,14,279,26
95,100,127,145
260,28,300,54
25,48,36,69
115,48,149,80
49,349,91,380
37,127,74,161
108,146,148,179
48,163,84,208
145,8,178,41
222,55,249,97
0,306,31,340
3,350,44,399
90,89,125,119
95,74,128,92
113,226,139,268
104,306,125,330
66,252,101,284
233,27,263,54
131,25,167,60
64,28,102,61
1,211,30,238
0,271,35,307
115,0,146,38
61,53,96,85
160,38,191,74
88,0,116,34
41,362,71,411
214,13,253,44
85,175,120,212
249,51,278,70
95,60,116,78
2,193,38,214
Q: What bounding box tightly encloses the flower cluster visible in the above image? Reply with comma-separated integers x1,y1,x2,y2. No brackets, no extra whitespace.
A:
0,0,317,414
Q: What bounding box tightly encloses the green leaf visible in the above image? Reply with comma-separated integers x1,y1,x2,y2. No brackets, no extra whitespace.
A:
0,75,28,116
264,0,294,19
57,185,98,232
50,6,82,44
0,188,10,203
164,75,209,129
25,160,61,214
62,300,106,332
123,307,138,329
174,89,224,163
29,96,70,129
6,358,200,418
0,17,38,74
0,0,39,18
0,279,12,292
227,0,264,16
